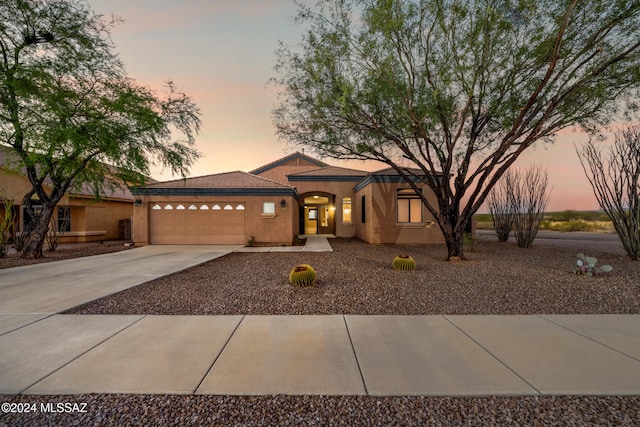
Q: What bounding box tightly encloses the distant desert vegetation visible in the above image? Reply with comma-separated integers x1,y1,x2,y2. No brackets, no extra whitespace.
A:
475,210,614,233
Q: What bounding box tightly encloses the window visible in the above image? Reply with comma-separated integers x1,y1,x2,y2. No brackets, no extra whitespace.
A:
236,205,245,210
176,205,185,210
164,204,173,210
212,204,221,210
342,197,352,222
397,189,422,223
152,204,161,210
200,204,209,210
263,202,275,214
361,195,366,223
224,204,233,210
57,206,71,232
188,205,197,210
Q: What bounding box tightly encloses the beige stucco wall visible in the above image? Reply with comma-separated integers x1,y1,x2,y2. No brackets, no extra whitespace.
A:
355,182,444,244
294,180,360,238
61,198,132,242
132,194,298,246
1,169,131,243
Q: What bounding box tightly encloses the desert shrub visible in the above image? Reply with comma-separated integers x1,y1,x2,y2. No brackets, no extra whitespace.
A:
577,125,640,260
0,199,13,257
486,170,515,242
511,165,550,248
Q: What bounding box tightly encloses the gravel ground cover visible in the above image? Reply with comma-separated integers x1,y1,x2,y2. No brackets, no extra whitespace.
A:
6,236,640,425
0,241,132,269
67,237,640,315
1,394,639,426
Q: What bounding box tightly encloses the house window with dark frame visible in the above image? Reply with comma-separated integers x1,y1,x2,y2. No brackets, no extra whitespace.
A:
397,188,422,223
361,195,366,223
57,206,71,232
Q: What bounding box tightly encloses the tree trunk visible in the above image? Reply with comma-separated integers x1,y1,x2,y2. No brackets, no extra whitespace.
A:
438,210,467,261
19,203,55,259
443,230,464,260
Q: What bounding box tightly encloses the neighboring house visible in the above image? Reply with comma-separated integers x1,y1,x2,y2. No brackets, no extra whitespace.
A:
131,152,445,246
0,147,134,243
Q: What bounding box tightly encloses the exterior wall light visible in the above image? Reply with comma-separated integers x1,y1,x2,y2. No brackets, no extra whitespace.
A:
280,199,286,208
134,199,142,207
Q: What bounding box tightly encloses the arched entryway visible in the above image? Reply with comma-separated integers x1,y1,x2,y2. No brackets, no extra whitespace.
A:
299,192,335,235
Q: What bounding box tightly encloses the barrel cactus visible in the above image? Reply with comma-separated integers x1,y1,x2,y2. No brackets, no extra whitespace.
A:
393,255,416,271
289,264,317,287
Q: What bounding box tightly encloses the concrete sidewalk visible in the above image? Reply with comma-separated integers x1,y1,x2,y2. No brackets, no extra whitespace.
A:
1,314,639,396
234,235,333,253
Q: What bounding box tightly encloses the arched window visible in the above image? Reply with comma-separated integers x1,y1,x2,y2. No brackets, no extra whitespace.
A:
152,204,161,210
164,204,173,210
236,205,245,210
212,204,221,210
200,205,209,210
224,204,233,210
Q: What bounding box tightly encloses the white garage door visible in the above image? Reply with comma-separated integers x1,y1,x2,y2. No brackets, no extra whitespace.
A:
150,202,246,244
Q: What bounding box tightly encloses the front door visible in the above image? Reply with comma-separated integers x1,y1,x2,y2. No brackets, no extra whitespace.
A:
304,207,318,235
318,205,333,234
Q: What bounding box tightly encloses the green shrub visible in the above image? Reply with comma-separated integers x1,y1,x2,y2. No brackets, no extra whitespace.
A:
393,255,416,271
289,264,317,287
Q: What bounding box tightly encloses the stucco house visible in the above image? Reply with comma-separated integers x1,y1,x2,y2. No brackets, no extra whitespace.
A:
0,147,134,243
131,152,444,246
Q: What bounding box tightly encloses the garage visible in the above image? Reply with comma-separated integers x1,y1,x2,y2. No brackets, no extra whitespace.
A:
131,170,299,246
149,202,246,244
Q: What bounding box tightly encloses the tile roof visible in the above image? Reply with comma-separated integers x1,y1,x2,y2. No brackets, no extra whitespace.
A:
141,171,294,190
0,146,134,201
249,152,327,175
287,166,367,178
370,167,433,176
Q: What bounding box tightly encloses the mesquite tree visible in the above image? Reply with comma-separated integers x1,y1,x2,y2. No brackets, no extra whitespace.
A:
273,0,640,260
0,0,201,258
577,125,640,260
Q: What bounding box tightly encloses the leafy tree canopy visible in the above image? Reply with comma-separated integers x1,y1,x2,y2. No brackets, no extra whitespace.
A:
0,0,202,258
273,0,640,259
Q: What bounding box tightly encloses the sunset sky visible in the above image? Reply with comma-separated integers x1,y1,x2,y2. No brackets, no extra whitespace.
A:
86,0,612,212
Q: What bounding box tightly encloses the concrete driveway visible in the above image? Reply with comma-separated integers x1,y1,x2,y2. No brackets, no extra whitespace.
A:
0,245,241,317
